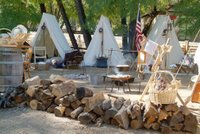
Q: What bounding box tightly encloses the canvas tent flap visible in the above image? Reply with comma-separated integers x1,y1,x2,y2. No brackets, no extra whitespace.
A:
146,15,184,68
32,13,72,59
83,15,126,66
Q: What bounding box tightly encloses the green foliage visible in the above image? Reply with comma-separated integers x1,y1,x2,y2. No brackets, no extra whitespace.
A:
173,0,200,40
0,0,199,40
0,0,41,30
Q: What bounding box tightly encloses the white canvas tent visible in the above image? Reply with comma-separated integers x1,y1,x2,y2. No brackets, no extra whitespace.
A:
146,15,184,68
83,15,125,66
32,13,72,59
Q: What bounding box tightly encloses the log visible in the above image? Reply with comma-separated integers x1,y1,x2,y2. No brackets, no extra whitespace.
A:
93,104,104,116
169,112,184,126
49,74,67,84
183,113,198,134
143,122,152,129
104,107,118,124
144,115,156,129
26,85,38,97
111,118,119,126
130,119,143,129
75,87,93,99
90,112,98,122
25,76,40,86
41,98,53,109
62,96,70,107
95,117,103,127
164,103,179,112
64,107,73,117
172,123,183,131
29,99,45,110
70,106,84,119
114,105,129,129
68,94,78,103
47,104,57,113
78,112,93,124
113,97,125,110
81,97,90,104
151,122,160,131
123,99,132,107
54,106,66,117
127,104,136,119
84,92,105,112
29,99,39,110
107,94,118,99
40,89,54,100
15,84,27,94
51,80,76,98
54,97,62,105
146,116,156,125
102,99,111,111
17,82,28,92
144,103,158,119
158,109,168,122
40,79,52,89
132,103,142,119
14,93,25,103
71,100,81,109
161,125,173,134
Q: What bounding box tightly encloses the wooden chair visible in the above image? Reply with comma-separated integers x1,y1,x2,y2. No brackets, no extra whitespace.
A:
23,48,32,80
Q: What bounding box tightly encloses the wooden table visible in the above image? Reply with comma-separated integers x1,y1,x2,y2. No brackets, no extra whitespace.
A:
106,74,132,92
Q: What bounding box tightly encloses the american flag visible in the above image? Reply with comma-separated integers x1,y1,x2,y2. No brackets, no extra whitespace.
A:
135,4,142,51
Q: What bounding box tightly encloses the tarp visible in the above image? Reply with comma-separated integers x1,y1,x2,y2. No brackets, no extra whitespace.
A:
83,15,126,66
32,13,72,59
146,15,184,68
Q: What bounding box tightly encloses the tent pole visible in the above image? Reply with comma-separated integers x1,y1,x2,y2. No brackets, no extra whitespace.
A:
193,29,200,42
107,48,113,75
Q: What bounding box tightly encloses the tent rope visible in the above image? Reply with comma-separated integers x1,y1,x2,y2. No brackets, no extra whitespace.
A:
174,29,200,78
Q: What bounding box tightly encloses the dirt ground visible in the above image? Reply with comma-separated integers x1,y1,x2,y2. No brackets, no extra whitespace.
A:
0,67,200,134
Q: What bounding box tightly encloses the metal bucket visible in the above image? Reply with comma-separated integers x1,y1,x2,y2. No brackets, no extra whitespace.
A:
88,74,103,85
0,47,23,92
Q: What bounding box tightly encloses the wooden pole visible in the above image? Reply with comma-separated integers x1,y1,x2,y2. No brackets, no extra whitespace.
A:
139,39,170,101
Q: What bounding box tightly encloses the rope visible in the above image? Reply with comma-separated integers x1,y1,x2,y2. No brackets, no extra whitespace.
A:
174,29,200,78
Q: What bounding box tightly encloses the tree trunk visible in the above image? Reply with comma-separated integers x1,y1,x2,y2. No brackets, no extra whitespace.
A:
128,20,137,57
56,0,79,51
40,3,46,14
121,17,128,51
74,0,91,48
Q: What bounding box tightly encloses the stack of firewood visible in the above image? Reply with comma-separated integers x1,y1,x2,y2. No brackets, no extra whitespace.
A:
0,75,198,133
134,102,198,134
0,83,28,108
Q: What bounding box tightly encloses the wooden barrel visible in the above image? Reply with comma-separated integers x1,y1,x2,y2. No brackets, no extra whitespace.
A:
0,47,23,92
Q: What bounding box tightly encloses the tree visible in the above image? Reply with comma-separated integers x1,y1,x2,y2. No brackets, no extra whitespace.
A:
56,0,79,51
0,0,41,30
173,0,200,40
75,0,91,48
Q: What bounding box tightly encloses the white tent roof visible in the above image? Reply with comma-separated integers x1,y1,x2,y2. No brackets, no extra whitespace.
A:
83,15,125,66
32,13,72,59
147,15,184,68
